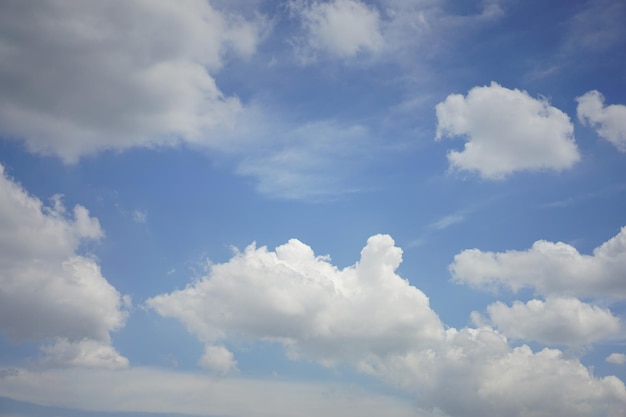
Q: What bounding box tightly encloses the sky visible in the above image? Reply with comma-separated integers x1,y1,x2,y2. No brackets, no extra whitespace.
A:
1,0,626,416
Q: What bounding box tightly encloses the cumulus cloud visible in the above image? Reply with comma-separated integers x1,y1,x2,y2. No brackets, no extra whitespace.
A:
0,0,266,162
292,0,384,58
0,164,127,367
148,234,444,369
481,297,621,345
366,326,626,417
199,345,238,374
606,353,626,365
435,82,579,178
148,234,626,416
577,90,626,151
449,226,626,299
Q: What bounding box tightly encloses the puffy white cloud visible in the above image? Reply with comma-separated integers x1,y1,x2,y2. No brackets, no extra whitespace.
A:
199,345,238,374
0,0,266,162
294,0,384,58
148,234,626,415
366,326,626,417
606,353,626,365
482,297,621,345
0,164,127,367
577,90,626,151
435,82,579,178
148,234,444,370
449,226,626,299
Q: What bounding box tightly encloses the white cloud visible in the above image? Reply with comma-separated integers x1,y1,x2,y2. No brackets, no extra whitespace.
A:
482,297,621,345
449,226,626,299
39,338,129,370
148,234,626,416
148,234,444,370
366,326,626,417
0,0,266,162
0,367,421,417
199,344,238,374
606,353,626,365
435,82,579,178
577,90,626,151
294,0,384,58
0,164,127,367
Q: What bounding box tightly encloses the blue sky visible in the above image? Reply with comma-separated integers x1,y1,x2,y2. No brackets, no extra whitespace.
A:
1,1,626,416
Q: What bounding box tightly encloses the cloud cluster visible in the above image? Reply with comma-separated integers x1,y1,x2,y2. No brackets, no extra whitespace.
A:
435,82,580,178
450,226,626,352
0,0,265,162
0,164,128,367
149,234,626,416
371,327,626,417
577,90,626,152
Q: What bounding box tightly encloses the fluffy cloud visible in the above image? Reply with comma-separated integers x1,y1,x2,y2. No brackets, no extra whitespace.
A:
576,90,626,151
606,353,626,365
0,164,127,367
199,344,238,374
294,0,384,58
148,234,444,368
148,234,626,416
449,226,626,299
0,0,265,162
435,82,580,178
481,297,621,345
366,326,626,417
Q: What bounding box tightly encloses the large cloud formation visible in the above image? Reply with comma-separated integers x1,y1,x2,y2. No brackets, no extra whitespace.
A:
435,82,580,178
0,164,128,368
148,234,444,371
577,90,626,152
149,234,626,416
0,0,264,162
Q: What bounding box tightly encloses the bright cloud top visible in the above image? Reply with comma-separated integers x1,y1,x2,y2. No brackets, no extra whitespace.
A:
480,297,621,345
576,90,626,152
296,0,384,58
450,226,626,299
0,0,264,162
148,234,444,371
148,234,626,417
436,82,580,178
0,164,128,368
